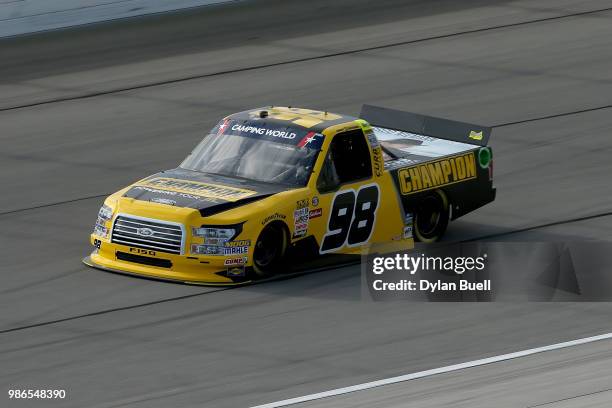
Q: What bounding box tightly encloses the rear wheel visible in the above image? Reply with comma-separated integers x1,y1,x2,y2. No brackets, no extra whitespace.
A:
414,190,449,243
252,223,288,278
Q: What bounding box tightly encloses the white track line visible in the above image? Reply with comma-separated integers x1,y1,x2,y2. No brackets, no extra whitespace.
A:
251,332,612,408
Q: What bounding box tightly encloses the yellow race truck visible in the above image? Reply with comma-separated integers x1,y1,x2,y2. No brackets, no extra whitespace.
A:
85,105,495,285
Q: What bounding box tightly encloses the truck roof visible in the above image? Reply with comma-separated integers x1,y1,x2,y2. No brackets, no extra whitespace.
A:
227,106,356,134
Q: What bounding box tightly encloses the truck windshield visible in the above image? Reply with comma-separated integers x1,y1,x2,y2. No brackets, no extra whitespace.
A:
180,132,320,187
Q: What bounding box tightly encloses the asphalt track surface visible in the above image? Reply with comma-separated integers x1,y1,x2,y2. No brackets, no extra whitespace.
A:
1,0,612,406
286,337,612,408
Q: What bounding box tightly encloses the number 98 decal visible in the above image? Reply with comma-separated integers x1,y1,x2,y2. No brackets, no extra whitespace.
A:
320,184,380,253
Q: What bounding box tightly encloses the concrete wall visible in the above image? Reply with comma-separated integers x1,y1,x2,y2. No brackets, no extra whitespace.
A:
0,0,236,38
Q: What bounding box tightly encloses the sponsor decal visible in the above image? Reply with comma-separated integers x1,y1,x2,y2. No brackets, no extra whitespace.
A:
294,208,309,224
192,240,250,256
469,130,484,141
133,186,211,202
223,240,250,255
397,152,476,195
309,208,323,219
231,123,297,139
224,257,248,266
191,240,251,256
226,266,246,277
312,196,319,206
296,198,309,209
403,225,413,239
293,230,307,239
365,129,380,148
224,240,251,248
262,213,286,225
223,116,325,148
141,177,256,202
372,146,383,177
150,197,177,206
224,246,249,255
293,207,309,238
218,119,230,135
296,131,317,148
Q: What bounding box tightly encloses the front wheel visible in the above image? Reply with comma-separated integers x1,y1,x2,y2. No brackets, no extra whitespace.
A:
414,190,450,243
252,223,288,278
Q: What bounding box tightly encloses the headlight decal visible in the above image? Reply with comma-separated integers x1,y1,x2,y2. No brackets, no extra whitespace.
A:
190,223,248,256
192,227,236,241
98,204,114,221
92,204,114,238
191,241,250,256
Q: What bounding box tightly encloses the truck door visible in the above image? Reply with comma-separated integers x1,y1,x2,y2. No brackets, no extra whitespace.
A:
315,129,381,254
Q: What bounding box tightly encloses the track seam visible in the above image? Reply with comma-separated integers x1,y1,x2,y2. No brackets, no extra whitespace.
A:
0,194,109,216
528,387,612,407
0,287,231,334
491,104,612,127
0,261,356,335
462,211,612,242
1,6,611,112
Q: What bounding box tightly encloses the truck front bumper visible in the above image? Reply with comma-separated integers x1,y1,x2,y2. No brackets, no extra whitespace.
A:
84,236,251,286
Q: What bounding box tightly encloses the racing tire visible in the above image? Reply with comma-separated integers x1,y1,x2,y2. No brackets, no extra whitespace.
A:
252,222,288,278
414,190,450,243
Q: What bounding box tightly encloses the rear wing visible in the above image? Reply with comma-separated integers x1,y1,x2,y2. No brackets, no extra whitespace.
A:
360,104,491,147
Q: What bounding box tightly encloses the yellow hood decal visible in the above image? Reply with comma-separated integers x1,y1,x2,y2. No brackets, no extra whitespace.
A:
139,177,257,202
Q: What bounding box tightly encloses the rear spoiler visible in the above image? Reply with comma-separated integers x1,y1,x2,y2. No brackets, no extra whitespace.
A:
360,104,491,147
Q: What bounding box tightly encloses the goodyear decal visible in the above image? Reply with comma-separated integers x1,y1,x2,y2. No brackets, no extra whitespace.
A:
141,177,257,202
397,152,476,195
262,213,286,225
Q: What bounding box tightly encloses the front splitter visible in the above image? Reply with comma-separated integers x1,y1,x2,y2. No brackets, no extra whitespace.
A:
82,256,252,286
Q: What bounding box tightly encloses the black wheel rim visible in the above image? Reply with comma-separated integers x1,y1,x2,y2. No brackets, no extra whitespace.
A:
254,227,280,267
417,196,442,236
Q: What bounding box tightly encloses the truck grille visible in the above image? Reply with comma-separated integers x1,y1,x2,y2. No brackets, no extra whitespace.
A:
111,215,184,254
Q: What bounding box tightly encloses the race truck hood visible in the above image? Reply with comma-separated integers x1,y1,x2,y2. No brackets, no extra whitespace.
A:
122,168,288,216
